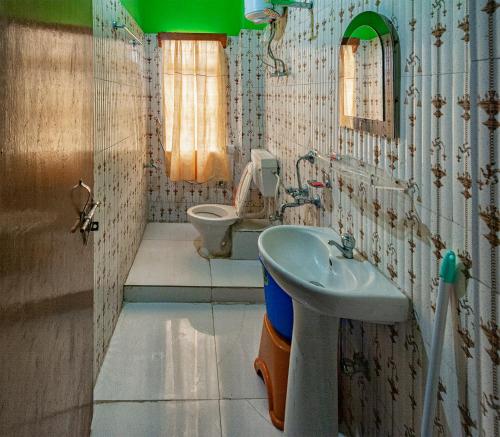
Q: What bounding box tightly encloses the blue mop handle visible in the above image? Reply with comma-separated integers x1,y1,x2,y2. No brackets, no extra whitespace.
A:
421,251,458,436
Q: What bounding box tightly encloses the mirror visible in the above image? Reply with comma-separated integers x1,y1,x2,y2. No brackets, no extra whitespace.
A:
339,12,399,138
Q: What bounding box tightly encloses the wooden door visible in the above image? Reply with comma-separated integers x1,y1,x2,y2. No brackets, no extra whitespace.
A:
0,1,94,436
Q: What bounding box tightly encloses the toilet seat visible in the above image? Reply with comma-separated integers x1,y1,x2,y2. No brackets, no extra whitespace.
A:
188,162,254,223
234,162,254,217
188,204,238,224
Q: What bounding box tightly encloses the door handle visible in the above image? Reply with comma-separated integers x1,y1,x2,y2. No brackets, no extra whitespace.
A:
71,180,100,245
80,201,100,233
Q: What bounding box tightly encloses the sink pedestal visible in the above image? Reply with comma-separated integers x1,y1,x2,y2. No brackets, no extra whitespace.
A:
285,300,340,437
259,225,409,435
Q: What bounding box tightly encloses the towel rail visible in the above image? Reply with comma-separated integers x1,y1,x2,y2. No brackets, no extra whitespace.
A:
112,21,143,46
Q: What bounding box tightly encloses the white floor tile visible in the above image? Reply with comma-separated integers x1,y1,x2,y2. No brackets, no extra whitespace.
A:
213,304,267,399
125,240,211,287
220,399,283,437
94,303,219,401
91,401,221,437
143,223,199,241
210,260,264,288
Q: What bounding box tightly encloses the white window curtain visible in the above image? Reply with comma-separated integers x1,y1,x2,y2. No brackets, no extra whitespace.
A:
162,39,230,183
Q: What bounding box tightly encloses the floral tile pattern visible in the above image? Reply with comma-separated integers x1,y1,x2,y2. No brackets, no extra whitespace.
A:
260,1,498,436
145,31,265,222
93,0,148,380
138,0,497,435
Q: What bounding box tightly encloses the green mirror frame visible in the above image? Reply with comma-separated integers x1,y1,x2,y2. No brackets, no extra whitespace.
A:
339,11,400,139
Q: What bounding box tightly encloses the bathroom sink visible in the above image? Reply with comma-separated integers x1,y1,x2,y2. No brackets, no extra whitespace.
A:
258,225,408,323
258,225,409,437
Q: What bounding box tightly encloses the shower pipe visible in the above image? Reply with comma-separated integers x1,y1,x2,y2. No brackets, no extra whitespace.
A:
153,116,167,154
266,21,288,77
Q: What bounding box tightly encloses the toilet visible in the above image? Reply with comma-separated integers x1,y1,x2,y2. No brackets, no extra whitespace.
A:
188,149,278,258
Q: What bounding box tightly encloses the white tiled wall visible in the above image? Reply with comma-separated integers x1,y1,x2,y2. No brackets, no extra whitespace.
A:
93,0,148,380
93,0,498,434
261,1,498,436
145,31,265,222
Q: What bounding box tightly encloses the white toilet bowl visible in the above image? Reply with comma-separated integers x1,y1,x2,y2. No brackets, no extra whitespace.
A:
188,149,278,258
188,162,254,258
187,204,238,257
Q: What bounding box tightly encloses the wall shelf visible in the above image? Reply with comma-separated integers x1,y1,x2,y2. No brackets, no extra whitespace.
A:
313,150,416,195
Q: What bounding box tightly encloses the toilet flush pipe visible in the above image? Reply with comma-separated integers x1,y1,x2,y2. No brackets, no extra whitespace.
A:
421,251,458,437
240,170,281,221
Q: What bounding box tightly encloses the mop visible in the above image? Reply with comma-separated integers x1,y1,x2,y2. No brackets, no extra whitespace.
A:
421,250,459,436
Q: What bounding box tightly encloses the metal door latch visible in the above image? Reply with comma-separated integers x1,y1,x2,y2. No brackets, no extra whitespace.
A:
71,180,100,245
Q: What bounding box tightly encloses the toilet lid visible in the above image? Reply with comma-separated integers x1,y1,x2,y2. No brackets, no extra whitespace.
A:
234,162,254,217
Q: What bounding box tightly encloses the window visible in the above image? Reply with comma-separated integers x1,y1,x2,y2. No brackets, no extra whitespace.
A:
162,39,230,183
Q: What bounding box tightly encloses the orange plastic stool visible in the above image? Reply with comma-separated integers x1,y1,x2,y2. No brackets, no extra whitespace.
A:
254,313,291,430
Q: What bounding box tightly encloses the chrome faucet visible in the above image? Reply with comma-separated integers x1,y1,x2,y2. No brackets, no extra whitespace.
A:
274,150,322,222
291,150,317,197
328,233,356,259
274,195,321,222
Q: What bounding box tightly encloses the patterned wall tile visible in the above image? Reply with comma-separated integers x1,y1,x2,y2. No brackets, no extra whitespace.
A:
93,0,148,381
259,0,497,435
144,31,265,222
139,0,497,434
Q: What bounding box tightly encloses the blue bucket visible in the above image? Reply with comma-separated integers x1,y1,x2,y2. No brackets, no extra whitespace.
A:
261,262,293,341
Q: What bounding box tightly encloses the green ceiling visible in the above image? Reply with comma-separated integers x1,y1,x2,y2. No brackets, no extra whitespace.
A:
120,0,265,35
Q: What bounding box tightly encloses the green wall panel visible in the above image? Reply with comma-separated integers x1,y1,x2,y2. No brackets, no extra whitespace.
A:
0,0,92,27
120,0,264,35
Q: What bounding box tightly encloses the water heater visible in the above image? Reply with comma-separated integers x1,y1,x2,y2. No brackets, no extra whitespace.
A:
244,0,284,24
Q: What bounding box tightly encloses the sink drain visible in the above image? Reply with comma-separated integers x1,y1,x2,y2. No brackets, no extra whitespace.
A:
309,280,325,288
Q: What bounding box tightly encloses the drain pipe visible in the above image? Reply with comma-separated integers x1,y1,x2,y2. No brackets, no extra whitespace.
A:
421,251,458,436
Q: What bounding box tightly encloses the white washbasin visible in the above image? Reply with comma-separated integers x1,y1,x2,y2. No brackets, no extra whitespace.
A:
258,225,409,436
258,225,409,323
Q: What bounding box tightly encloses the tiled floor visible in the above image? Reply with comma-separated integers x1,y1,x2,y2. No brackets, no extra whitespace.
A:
124,224,264,303
92,303,283,437
125,239,212,287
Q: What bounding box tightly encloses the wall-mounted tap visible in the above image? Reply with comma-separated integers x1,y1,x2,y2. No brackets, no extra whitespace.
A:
328,233,356,259
284,150,318,199
275,150,322,222
295,150,317,194
274,195,321,222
